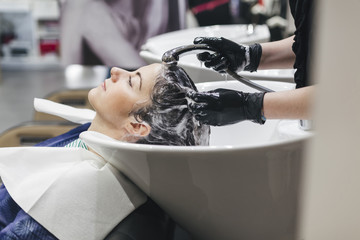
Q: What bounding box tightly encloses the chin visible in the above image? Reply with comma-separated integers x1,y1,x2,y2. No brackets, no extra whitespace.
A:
87,88,97,110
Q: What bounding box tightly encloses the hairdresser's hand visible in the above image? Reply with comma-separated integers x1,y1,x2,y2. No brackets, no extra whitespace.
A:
193,37,262,73
187,88,266,126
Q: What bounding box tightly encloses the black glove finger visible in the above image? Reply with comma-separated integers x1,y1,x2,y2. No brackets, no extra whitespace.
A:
187,91,208,104
194,37,222,49
188,102,208,112
211,88,231,93
193,37,205,44
212,58,229,72
196,52,211,62
186,91,196,99
194,37,218,44
194,113,210,123
186,91,203,102
193,109,209,117
194,114,220,126
187,91,220,103
204,54,223,68
194,103,208,111
206,53,222,62
196,112,232,126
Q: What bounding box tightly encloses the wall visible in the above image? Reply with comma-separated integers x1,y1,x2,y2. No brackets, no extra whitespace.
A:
297,1,360,239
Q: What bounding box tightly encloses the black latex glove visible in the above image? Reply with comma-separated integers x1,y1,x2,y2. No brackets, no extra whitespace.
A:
187,88,266,126
193,37,262,73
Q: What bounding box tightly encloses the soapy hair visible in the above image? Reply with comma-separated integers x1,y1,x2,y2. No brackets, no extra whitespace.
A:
132,65,210,146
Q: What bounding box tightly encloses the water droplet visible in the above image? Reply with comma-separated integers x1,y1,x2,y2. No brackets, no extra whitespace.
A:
219,72,228,82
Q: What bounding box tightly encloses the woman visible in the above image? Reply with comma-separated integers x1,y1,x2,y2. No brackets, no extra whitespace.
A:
0,63,210,240
88,63,209,146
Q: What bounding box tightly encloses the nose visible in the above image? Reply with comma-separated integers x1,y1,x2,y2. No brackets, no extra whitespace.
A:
110,67,128,82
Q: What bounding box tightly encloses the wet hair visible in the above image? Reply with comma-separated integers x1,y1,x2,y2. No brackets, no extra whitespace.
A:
131,65,210,146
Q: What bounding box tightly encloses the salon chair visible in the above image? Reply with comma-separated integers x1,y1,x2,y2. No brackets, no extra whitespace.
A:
33,88,92,121
0,121,80,147
104,199,175,240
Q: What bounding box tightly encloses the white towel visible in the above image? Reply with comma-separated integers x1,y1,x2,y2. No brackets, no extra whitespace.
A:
34,98,95,124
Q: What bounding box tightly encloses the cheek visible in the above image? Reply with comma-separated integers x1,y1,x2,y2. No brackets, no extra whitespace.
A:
88,87,99,109
105,90,136,116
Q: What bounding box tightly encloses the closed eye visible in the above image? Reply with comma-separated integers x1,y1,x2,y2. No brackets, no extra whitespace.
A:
128,76,132,87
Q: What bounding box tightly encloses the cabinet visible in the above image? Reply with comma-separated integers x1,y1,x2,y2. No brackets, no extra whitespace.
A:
0,0,60,69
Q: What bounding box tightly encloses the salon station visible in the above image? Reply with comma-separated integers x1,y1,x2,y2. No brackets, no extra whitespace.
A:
0,0,359,240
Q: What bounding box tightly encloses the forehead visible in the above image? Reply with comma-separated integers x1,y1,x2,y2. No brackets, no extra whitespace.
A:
138,63,163,78
135,63,163,100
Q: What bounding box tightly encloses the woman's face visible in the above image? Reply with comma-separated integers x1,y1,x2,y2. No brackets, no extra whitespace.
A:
88,63,162,129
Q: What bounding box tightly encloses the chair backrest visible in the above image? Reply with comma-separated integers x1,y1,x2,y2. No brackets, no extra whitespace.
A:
33,88,92,121
0,121,79,147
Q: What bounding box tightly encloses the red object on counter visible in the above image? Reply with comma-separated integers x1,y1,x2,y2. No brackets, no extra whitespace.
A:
191,0,229,15
39,39,59,55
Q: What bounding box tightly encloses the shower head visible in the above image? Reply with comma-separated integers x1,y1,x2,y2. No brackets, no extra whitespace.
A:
161,44,274,92
161,44,217,66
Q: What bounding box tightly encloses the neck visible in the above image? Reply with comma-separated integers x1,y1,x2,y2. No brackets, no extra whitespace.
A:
88,114,123,140
88,114,140,143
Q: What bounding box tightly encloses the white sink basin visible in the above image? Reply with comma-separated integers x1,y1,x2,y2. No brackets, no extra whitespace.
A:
81,80,313,240
142,25,270,54
140,24,294,83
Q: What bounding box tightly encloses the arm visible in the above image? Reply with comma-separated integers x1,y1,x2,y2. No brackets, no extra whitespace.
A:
259,36,296,70
81,1,146,69
263,86,314,120
187,86,315,126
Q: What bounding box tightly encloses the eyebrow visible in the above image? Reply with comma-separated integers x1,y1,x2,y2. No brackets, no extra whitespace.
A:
136,72,142,91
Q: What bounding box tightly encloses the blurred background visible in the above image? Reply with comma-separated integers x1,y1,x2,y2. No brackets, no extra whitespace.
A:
0,0,295,136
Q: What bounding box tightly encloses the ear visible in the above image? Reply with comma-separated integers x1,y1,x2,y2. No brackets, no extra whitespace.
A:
125,120,151,138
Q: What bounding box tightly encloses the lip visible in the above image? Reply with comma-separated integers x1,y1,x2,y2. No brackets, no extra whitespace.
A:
102,80,106,91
